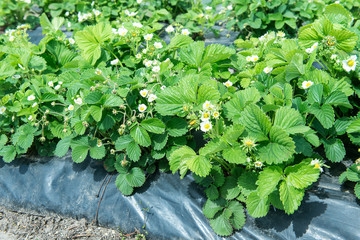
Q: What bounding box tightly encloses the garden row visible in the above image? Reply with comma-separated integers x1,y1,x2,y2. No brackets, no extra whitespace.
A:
0,1,359,237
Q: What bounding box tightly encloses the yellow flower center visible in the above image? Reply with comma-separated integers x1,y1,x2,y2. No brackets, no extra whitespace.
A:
306,82,312,88
245,140,254,147
204,123,211,129
203,113,210,119
314,163,320,169
140,107,144,111
214,112,219,117
190,120,197,125
348,60,355,67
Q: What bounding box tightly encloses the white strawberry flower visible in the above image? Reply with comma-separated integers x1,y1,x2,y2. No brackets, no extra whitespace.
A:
154,42,163,49
48,81,54,87
27,95,35,101
148,94,157,102
213,111,220,118
302,80,314,89
142,49,147,54
68,38,75,44
133,22,143,28
251,55,259,62
152,66,160,73
205,6,212,10
160,85,166,90
203,100,211,110
74,97,83,105
9,36,15,42
136,54,142,59
32,102,38,108
144,34,153,41
263,67,273,74
145,61,152,67
111,59,119,65
223,80,233,87
246,56,252,62
227,5,233,10
200,121,212,132
118,27,128,36
54,85,61,90
181,29,190,36
95,68,102,75
342,55,357,72
68,104,74,111
138,104,147,112
0,106,6,114
277,31,285,37
165,25,174,33
93,9,101,16
200,111,211,121
254,161,263,168
28,115,33,121
97,140,103,147
137,0,142,3
140,89,149,97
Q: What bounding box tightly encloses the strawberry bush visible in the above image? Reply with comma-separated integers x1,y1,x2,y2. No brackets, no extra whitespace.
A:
0,1,359,237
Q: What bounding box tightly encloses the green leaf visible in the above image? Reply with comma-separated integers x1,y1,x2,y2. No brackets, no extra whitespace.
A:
166,118,188,137
323,138,346,162
239,104,271,141
0,135,8,149
140,118,165,134
167,34,193,50
168,146,195,177
220,176,241,200
307,84,323,104
279,181,305,214
126,141,141,162
29,56,47,71
324,91,352,108
75,22,112,65
224,88,261,123
238,172,258,196
186,155,212,177
203,198,225,219
324,3,353,25
130,125,151,147
355,183,360,199
293,135,313,157
0,145,16,163
126,167,145,187
115,135,133,151
309,103,335,129
286,162,320,188
246,192,270,218
201,44,236,67
54,137,71,157
258,126,296,164
115,174,134,195
84,91,103,104
89,105,102,122
256,166,283,198
209,212,233,237
196,84,220,105
285,53,305,81
178,41,205,67
222,124,245,144
222,148,247,164
40,13,64,34
71,145,89,163
274,107,309,134
101,95,124,107
89,145,106,160
199,139,228,156
205,184,219,201
152,133,168,151
228,201,246,230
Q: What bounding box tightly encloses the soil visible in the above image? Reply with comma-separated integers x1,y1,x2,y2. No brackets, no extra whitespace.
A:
0,206,146,240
